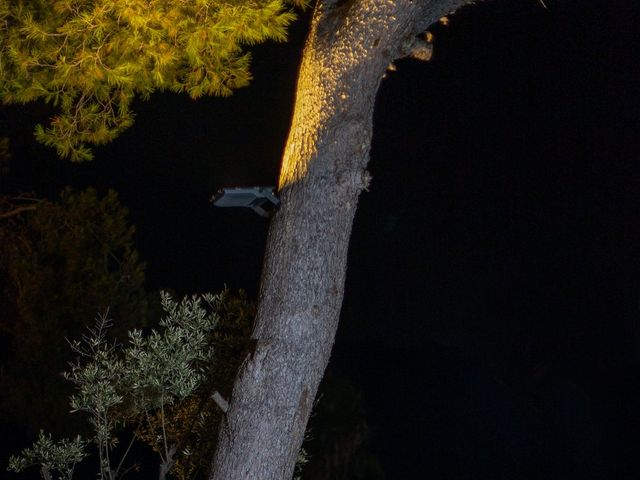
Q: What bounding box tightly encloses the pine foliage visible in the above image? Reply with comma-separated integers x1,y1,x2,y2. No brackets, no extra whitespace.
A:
0,0,305,161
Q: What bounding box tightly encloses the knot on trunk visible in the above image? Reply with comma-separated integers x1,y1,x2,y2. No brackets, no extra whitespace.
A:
400,34,434,62
336,167,371,193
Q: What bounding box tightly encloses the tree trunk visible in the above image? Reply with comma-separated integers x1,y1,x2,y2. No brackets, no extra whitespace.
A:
209,1,473,478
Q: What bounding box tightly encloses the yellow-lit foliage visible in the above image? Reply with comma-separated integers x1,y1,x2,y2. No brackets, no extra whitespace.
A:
0,0,305,161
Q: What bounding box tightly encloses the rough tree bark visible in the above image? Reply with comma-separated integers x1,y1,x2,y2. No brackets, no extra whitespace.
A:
210,0,474,478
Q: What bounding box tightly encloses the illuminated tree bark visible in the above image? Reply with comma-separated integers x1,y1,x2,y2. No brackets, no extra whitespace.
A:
210,1,473,478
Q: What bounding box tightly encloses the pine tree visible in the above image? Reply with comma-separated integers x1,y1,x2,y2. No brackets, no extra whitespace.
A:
0,0,304,161
2,1,482,478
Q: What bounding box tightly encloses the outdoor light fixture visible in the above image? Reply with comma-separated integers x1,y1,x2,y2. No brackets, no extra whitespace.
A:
211,186,280,218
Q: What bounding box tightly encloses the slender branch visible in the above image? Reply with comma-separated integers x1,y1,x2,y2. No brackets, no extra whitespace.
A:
101,415,114,480
211,391,229,413
10,193,43,202
0,193,44,218
160,397,169,463
0,205,37,218
39,465,53,480
97,430,106,480
157,396,178,480
158,445,176,480
113,422,141,479
118,462,139,480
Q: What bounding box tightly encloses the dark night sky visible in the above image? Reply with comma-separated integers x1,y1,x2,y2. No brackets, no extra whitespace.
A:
2,0,640,478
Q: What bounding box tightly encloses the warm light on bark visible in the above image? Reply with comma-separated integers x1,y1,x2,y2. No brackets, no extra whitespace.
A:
210,1,475,478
